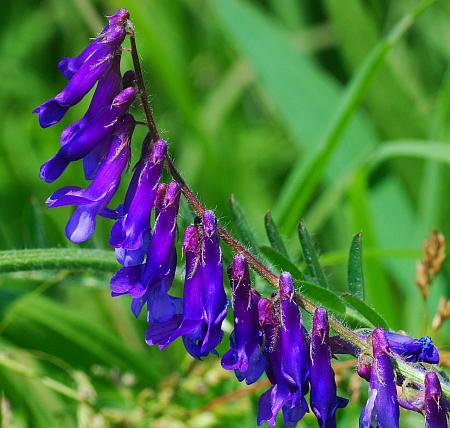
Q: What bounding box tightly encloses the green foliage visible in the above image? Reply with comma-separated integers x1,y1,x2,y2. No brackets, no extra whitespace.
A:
1,0,450,426
347,232,365,300
298,220,329,288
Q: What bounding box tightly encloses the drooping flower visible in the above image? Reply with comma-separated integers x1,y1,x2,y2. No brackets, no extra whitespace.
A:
221,253,266,384
58,9,130,80
385,332,439,364
110,139,167,266
310,307,348,428
424,372,448,428
191,210,228,357
34,11,129,128
82,69,136,181
258,272,310,428
161,225,204,351
40,87,136,183
110,181,181,324
46,114,134,243
360,328,399,428
162,211,228,359
60,53,122,147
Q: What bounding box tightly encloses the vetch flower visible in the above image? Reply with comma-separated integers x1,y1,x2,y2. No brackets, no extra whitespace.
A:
110,181,181,325
258,272,310,428
360,328,399,428
425,372,448,428
110,139,167,266
161,225,204,352
60,54,123,180
385,332,439,364
58,9,130,80
163,211,228,359
46,114,134,243
221,253,266,384
34,17,128,128
60,53,122,145
310,307,348,428
39,87,136,183
193,210,228,357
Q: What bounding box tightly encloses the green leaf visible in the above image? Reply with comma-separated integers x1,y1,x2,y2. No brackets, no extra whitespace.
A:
298,220,328,288
342,294,389,330
229,194,263,261
259,245,302,281
297,281,345,317
264,211,290,259
347,232,365,299
348,169,399,327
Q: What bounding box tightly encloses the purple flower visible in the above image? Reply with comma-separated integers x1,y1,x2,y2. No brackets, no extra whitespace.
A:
81,70,136,181
34,19,127,128
60,52,122,143
258,272,310,428
46,114,134,243
162,211,228,359
58,9,130,80
59,54,123,180
110,139,167,266
385,332,439,364
192,210,228,357
161,225,204,352
221,254,266,384
310,307,348,428
360,328,399,428
110,181,181,326
425,372,448,428
39,87,136,183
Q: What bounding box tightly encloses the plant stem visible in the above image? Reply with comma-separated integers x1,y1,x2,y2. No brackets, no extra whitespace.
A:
0,249,117,273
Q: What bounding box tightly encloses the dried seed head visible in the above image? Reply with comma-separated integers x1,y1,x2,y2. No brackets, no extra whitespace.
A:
424,230,446,275
432,297,450,332
414,230,446,300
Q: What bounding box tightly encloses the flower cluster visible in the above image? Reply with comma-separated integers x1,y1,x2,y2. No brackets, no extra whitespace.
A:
34,9,449,428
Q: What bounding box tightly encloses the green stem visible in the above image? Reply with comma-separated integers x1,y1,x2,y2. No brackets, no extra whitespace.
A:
0,248,117,273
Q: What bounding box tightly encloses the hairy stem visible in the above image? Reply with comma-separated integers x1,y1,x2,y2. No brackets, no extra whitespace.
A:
0,248,117,273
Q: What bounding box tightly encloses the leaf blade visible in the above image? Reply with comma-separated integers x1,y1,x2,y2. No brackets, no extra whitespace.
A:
347,232,365,299
298,220,328,288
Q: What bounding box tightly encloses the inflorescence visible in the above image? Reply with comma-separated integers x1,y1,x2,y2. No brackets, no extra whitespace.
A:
33,9,449,427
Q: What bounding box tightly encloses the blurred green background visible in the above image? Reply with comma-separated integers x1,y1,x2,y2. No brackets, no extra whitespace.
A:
1,0,450,426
